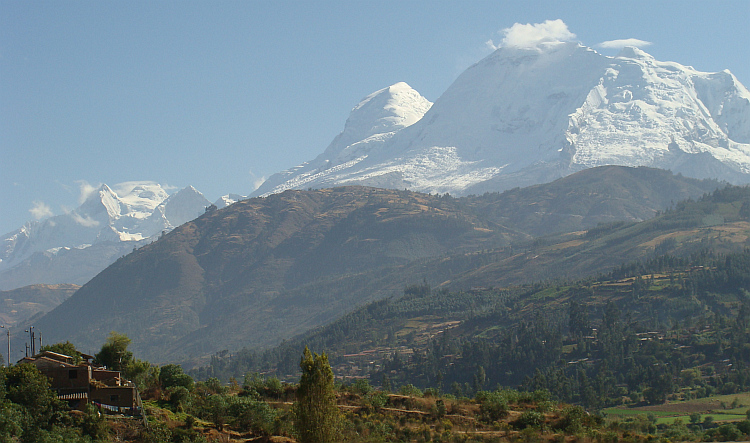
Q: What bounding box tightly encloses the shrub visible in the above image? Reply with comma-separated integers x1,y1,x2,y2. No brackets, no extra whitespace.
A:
228,396,278,434
399,384,423,397
476,390,509,423
166,386,190,411
365,390,389,411
353,378,373,396
513,410,544,429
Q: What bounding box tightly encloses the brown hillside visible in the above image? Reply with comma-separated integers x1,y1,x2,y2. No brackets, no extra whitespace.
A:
28,167,726,363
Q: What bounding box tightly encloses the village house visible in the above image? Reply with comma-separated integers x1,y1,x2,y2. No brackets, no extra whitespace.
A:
18,350,141,415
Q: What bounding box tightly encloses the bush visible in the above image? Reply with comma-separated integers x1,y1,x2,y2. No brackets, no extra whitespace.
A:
353,378,372,396
242,372,283,399
228,396,278,434
556,405,587,434
476,390,509,423
166,386,190,411
513,410,544,429
399,384,423,397
431,399,446,419
365,390,389,411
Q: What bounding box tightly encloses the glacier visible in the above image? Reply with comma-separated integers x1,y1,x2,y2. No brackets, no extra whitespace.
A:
253,42,750,198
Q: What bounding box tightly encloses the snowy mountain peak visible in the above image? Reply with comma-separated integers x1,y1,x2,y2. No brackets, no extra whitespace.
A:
252,41,750,198
158,186,211,228
214,194,246,209
349,81,432,131
1,182,211,289
78,184,122,221
252,82,432,197
112,181,170,213
325,81,432,158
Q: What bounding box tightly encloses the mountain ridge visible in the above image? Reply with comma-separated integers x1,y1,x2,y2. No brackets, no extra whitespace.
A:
23,166,728,362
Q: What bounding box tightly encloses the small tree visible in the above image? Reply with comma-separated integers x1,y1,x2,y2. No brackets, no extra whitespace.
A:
293,346,341,443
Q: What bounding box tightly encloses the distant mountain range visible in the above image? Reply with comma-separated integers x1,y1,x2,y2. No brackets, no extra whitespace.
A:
0,283,79,327
254,43,750,198
0,182,247,290
24,166,735,363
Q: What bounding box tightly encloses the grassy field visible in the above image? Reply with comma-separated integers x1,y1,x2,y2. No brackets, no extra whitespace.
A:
604,392,750,425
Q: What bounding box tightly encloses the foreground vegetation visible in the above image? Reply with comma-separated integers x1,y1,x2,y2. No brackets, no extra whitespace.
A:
4,347,750,442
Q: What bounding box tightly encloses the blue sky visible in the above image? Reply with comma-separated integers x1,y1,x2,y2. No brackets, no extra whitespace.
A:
2,0,749,235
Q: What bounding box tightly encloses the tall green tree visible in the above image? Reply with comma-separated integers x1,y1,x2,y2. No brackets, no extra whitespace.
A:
293,346,341,443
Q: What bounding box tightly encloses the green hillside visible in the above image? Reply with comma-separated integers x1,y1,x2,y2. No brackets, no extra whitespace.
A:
199,246,750,413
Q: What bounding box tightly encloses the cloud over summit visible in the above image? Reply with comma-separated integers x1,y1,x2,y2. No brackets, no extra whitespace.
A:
597,38,652,50
488,19,576,50
29,201,53,220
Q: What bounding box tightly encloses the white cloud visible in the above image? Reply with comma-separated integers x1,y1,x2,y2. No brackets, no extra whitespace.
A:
248,170,266,192
75,180,99,204
111,181,159,197
71,212,100,228
597,38,652,50
252,177,266,191
488,19,576,50
29,201,53,220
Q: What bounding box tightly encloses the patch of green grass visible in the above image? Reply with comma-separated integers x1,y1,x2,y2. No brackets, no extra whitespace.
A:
655,413,747,425
604,408,674,418
604,391,750,425
531,286,564,301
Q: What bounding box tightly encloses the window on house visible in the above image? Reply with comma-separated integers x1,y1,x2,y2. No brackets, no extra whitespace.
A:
110,394,119,402
68,370,78,379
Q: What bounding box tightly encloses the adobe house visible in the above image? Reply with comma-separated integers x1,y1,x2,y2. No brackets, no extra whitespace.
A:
18,351,141,414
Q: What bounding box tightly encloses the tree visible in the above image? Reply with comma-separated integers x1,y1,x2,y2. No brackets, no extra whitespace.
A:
293,346,341,443
568,300,591,338
94,332,133,371
159,364,194,390
0,363,66,441
473,365,487,392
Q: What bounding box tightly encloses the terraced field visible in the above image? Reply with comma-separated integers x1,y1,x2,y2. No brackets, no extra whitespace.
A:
604,392,750,425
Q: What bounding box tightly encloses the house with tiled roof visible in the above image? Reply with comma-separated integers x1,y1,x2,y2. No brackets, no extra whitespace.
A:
18,350,141,415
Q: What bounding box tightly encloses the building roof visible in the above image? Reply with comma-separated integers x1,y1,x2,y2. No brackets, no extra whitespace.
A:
18,355,76,368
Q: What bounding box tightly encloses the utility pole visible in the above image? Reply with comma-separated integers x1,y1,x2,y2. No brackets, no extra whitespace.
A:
25,326,35,356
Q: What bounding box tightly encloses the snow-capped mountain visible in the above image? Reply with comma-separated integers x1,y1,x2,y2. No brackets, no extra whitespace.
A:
0,182,210,290
214,193,247,209
253,43,750,198
253,82,433,196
